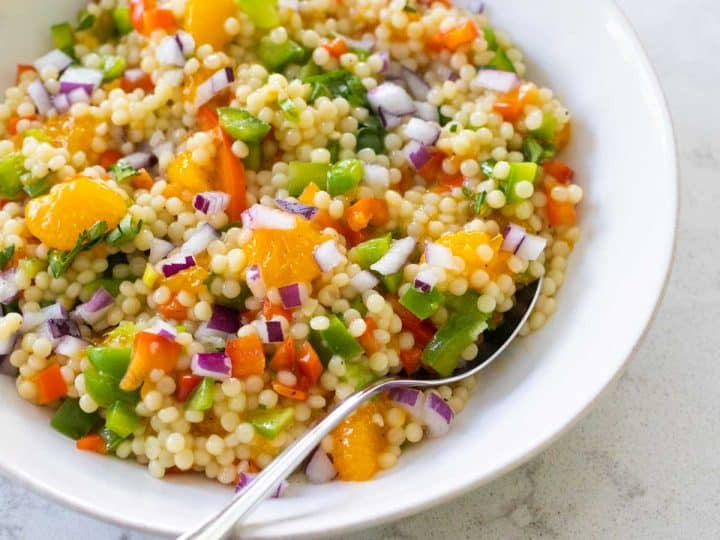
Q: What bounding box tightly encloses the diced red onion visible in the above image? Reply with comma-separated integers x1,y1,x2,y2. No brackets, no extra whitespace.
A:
313,240,343,272
452,0,485,13
194,67,234,108
157,36,186,67
378,107,403,129
44,318,81,341
501,223,527,253
67,87,90,105
159,255,196,278
424,242,461,271
241,204,296,230
52,93,70,114
474,69,521,93
179,223,219,256
174,30,196,55
350,270,379,292
33,49,73,74
377,51,391,74
0,271,19,305
390,388,425,420
191,352,232,380
363,163,390,190
59,67,102,95
368,82,416,116
246,264,266,299
414,268,439,293
194,191,230,215
0,333,17,356
207,305,240,334
433,64,458,83
146,319,178,341
149,238,174,264
405,118,441,146
120,152,155,170
195,322,233,349
27,80,52,116
275,199,318,220
74,288,114,326
423,390,454,438
414,101,439,123
305,447,337,484
55,336,89,357
403,140,432,170
255,319,285,343
278,283,306,309
21,303,68,332
400,66,431,101
515,233,547,261
370,237,416,276
235,472,287,498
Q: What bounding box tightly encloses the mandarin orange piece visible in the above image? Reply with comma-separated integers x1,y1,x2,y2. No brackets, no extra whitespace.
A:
185,0,236,51
331,403,384,481
435,230,507,278
166,151,212,194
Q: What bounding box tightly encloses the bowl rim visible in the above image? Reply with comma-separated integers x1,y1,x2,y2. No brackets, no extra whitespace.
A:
0,0,678,537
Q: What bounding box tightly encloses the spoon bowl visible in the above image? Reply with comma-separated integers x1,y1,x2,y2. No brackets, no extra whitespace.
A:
180,279,543,540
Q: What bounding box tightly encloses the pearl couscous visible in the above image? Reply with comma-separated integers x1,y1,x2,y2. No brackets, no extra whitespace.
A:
0,0,581,487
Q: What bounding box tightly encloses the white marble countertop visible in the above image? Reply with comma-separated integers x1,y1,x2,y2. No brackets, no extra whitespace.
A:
2,0,717,538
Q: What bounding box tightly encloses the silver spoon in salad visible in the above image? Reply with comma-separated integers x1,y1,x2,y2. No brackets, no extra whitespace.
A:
180,278,542,540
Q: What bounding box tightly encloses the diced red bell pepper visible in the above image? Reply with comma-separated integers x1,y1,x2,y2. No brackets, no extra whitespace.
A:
542,160,575,184
36,363,67,405
176,374,203,402
296,342,323,386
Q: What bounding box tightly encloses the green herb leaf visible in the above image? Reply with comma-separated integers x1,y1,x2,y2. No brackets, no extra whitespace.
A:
48,221,108,277
76,11,96,31
462,187,487,215
480,159,497,178
449,123,459,133
303,69,368,107
0,245,15,271
106,215,143,246
403,3,418,13
109,161,139,182
356,114,386,154
523,136,556,164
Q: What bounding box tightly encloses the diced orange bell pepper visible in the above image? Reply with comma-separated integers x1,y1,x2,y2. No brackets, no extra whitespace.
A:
158,293,188,321
400,347,423,375
542,160,575,184
120,331,182,391
296,342,323,387
545,180,577,227
226,334,266,378
7,114,36,136
298,183,320,206
76,433,107,454
269,337,295,372
16,64,36,85
131,168,154,190
143,8,176,34
493,85,539,122
36,363,67,405
323,38,349,58
176,373,203,402
389,297,436,348
120,71,154,94
271,380,308,401
216,128,247,221
428,20,478,52
197,105,219,131
358,317,380,354
99,149,123,170
345,198,389,232
129,0,153,32
262,299,293,322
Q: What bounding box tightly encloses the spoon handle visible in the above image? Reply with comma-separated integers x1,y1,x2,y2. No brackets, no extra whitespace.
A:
179,378,391,540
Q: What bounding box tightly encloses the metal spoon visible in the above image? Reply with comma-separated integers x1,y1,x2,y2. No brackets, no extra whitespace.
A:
180,278,542,540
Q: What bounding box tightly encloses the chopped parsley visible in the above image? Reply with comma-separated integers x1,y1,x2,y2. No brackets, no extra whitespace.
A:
480,159,497,178
109,161,139,182
523,136,556,164
462,187,488,215
403,3,418,13
0,245,15,271
106,215,143,246
303,69,368,107
356,114,386,154
48,221,108,277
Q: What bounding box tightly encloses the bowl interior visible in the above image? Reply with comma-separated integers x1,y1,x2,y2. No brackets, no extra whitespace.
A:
0,0,676,538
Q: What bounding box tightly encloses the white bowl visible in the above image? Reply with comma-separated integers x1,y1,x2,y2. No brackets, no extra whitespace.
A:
0,0,676,537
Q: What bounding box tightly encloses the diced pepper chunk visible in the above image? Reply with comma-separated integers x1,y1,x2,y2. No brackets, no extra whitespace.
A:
51,398,99,440
218,108,271,143
105,400,141,438
399,287,445,320
37,363,68,405
176,374,203,402
120,331,182,391
422,311,490,377
352,234,392,269
185,376,215,411
308,314,363,365
288,162,329,197
237,0,280,30
250,407,295,439
296,342,323,386
226,334,266,377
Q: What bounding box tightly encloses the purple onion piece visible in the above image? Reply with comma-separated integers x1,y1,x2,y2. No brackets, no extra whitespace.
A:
474,69,521,93
370,237,417,276
256,319,285,343
515,233,547,261
45,318,81,340
390,387,425,420
367,82,416,116
120,152,155,170
349,270,379,293
157,36,186,67
313,240,343,273
194,191,230,215
275,199,318,220
404,117,441,146
501,223,527,253
305,447,337,484
55,335,88,357
159,255,196,278
191,352,232,380
33,49,73,74
27,80,52,116
423,390,454,438
59,66,102,95
403,140,432,170
149,238,175,264
278,283,304,309
146,319,179,341
241,204,296,230
207,305,241,334
179,223,219,256
246,264,266,299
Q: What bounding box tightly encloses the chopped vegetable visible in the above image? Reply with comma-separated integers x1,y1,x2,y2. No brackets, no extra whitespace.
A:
250,407,295,439
36,363,68,404
185,376,214,411
353,234,392,269
112,6,134,35
421,311,490,377
503,162,538,203
226,334,266,377
218,108,271,143
303,69,368,106
216,128,248,221
105,400,141,438
105,215,143,246
120,331,182,391
87,347,132,380
0,153,24,198
257,36,306,71
237,0,280,30
50,398,99,440
309,314,363,365
342,361,376,390
287,162,329,196
76,433,106,454
399,286,444,320
50,22,74,55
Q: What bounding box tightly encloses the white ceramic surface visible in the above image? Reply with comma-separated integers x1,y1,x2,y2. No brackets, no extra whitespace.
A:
0,0,677,538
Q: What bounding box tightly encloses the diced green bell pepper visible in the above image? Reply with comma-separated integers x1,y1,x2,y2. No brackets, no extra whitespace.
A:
244,142,263,171
326,159,363,196
87,347,131,380
218,108,271,143
531,113,557,142
23,177,51,198
237,0,280,29
18,257,45,279
489,47,516,73
84,277,123,297
444,290,480,315
298,61,321,80
50,398,99,440
84,365,139,408
250,407,294,439
421,311,490,377
185,376,215,411
504,162,538,203
399,287,445,320
111,6,133,35
101,55,126,82
287,161,329,196
483,27,498,51
349,297,368,317
106,400,140,438
51,22,74,53
353,234,392,269
257,36,305,71
99,426,125,453
22,128,52,143
342,361,376,390
380,272,402,294
309,314,363,365
0,153,25,198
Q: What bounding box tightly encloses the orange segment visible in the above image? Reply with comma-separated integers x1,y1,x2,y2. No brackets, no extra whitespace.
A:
435,230,508,279
185,0,236,51
25,177,127,251
243,219,328,288
163,266,209,295
331,402,384,481
166,151,212,197
43,114,99,160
